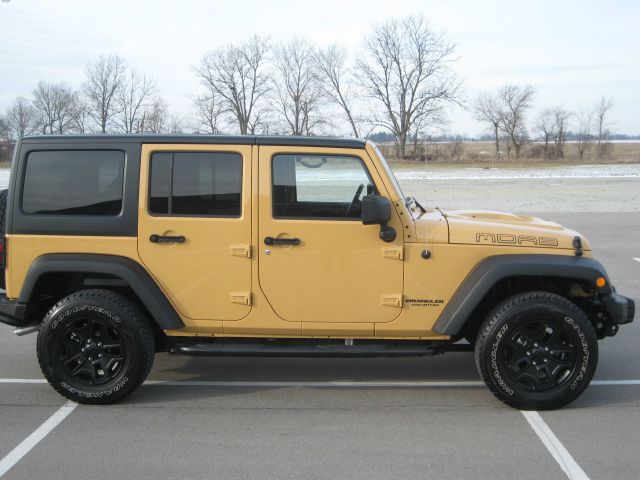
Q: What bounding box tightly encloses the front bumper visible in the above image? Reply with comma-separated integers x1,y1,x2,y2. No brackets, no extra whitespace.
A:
0,294,28,327
603,292,635,326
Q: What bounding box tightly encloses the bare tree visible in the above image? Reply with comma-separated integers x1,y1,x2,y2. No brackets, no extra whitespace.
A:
195,36,271,134
474,93,502,159
357,14,460,158
593,96,614,159
273,38,323,135
575,110,592,160
32,81,75,134
140,97,169,134
497,84,535,160
535,109,556,159
68,94,91,134
6,96,37,140
193,87,225,134
117,69,156,133
552,108,571,160
316,44,360,137
83,54,126,133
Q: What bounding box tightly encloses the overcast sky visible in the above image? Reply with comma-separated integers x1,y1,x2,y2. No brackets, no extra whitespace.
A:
1,0,639,136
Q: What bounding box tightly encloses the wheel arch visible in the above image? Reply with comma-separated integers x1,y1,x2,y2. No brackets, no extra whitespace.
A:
19,253,184,331
433,254,612,337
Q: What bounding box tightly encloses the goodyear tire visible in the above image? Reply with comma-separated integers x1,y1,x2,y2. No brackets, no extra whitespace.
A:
37,289,155,405
475,291,598,410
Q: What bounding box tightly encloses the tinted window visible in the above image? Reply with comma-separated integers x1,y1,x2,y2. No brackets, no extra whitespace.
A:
149,152,242,216
272,154,376,219
22,150,125,215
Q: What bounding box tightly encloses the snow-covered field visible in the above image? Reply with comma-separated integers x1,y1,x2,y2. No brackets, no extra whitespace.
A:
1,163,639,212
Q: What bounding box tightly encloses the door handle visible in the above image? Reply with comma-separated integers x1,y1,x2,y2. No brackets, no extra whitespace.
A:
264,236,300,246
150,234,186,243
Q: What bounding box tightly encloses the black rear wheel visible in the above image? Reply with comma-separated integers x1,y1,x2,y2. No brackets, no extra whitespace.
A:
37,289,155,404
475,291,598,410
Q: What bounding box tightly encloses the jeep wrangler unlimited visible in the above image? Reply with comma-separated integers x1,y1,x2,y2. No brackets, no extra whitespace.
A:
0,135,634,409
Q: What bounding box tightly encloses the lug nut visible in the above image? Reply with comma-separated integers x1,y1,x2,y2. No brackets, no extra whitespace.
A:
526,351,531,356
82,348,86,353
534,343,539,348
88,357,93,361
532,361,537,365
544,359,549,363
98,343,102,347
98,354,103,358
544,347,549,352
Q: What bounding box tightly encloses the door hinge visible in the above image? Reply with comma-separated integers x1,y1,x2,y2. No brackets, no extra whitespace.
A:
230,244,251,258
381,294,403,308
382,246,403,260
230,292,251,306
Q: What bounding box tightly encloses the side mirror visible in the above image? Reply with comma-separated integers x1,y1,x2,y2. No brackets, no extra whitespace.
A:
362,195,391,225
361,195,396,242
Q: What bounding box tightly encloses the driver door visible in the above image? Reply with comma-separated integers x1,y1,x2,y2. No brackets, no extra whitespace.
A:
258,146,404,330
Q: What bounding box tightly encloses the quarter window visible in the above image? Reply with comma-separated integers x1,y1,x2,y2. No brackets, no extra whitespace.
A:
149,152,242,217
22,150,125,216
272,154,376,219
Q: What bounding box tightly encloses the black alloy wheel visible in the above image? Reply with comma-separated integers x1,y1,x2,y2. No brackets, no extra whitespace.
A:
501,318,578,392
475,291,598,410
56,315,127,387
37,289,155,404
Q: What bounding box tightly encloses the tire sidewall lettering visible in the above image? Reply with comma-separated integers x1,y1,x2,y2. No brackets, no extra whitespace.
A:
563,316,590,391
52,304,121,331
490,323,514,396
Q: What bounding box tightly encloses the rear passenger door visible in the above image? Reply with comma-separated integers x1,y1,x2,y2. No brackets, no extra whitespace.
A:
137,144,252,321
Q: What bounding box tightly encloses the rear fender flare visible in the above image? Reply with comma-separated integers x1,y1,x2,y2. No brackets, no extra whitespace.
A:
19,254,184,330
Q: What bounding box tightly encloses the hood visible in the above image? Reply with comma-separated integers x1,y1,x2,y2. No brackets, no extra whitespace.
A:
412,209,590,251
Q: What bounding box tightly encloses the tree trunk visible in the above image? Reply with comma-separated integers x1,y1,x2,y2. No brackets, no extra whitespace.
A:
493,124,499,159
397,132,407,159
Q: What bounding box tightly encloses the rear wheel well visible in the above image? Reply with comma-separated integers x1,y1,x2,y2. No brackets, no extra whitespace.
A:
461,275,599,344
25,272,168,351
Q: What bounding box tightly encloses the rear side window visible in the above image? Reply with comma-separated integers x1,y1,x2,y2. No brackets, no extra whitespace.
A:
149,152,242,217
22,150,125,215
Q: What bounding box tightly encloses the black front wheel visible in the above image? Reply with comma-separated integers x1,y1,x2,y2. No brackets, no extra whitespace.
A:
37,289,155,404
475,291,598,410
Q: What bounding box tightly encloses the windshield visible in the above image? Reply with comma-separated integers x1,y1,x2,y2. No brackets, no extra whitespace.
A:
373,145,405,201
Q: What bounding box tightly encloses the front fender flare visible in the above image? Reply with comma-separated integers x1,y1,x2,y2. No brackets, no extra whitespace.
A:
432,254,611,336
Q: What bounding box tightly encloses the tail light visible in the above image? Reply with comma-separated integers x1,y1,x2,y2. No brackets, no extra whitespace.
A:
0,237,5,269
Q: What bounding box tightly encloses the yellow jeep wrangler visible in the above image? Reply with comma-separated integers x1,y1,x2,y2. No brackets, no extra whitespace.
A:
0,135,634,409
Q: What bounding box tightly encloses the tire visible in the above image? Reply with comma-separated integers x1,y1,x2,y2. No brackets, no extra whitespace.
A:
475,291,598,410
37,289,155,405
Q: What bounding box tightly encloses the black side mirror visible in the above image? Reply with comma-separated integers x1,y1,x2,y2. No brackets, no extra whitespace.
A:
361,195,396,242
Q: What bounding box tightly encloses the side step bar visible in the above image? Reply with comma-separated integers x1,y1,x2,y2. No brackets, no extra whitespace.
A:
172,340,473,358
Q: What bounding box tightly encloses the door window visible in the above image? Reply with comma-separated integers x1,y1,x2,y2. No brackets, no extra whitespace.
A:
272,154,376,219
149,152,242,217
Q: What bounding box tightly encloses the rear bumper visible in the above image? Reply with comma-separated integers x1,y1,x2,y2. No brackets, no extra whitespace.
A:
0,294,28,327
603,293,635,325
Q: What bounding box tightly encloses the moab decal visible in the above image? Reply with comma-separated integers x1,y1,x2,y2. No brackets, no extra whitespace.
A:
475,233,559,246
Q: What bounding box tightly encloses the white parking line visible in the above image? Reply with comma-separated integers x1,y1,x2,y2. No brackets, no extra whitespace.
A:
1,378,640,387
0,401,77,478
522,410,589,480
633,257,640,263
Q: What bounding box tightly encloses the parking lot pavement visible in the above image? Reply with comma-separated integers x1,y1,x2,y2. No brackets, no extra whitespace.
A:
0,212,638,479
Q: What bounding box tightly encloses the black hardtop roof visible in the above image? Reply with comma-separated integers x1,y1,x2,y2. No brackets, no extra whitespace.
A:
21,134,368,149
